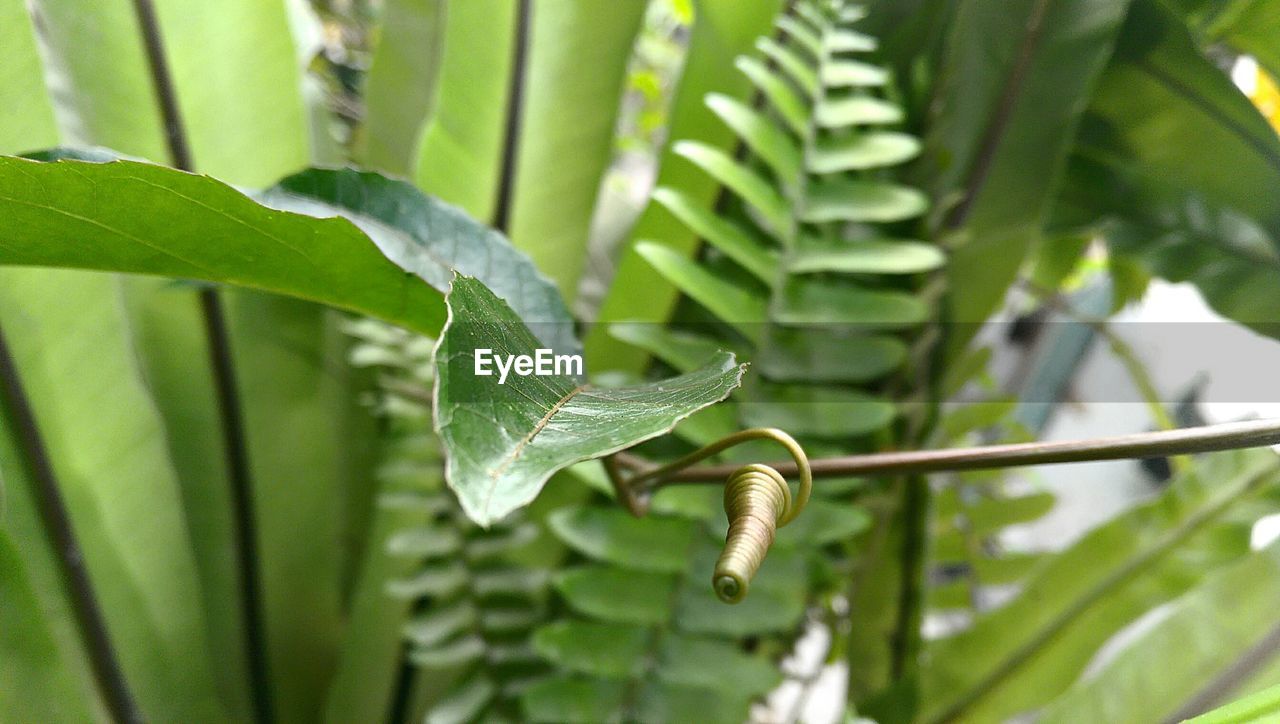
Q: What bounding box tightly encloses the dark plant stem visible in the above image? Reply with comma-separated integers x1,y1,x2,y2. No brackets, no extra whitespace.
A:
891,474,929,680
943,0,1051,229
0,329,143,723
129,0,272,720
492,0,531,234
631,418,1280,484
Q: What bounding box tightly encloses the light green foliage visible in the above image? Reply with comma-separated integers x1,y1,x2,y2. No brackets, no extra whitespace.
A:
920,450,1280,723
433,277,744,525
1053,0,1280,341
1039,542,1280,723
587,0,785,372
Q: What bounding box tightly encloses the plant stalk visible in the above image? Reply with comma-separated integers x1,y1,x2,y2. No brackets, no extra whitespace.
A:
634,418,1280,484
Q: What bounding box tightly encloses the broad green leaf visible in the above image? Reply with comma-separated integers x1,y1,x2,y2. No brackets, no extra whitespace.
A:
0,156,442,333
636,241,769,340
0,269,228,721
413,0,517,223
924,0,1134,357
705,93,802,184
507,0,647,302
585,0,785,373
532,620,649,678
1211,0,1280,81
324,486,438,722
1039,544,1280,723
0,0,56,152
1080,0,1280,242
772,277,929,328
1051,1,1280,337
359,0,445,175
0,529,96,722
548,507,698,573
260,166,577,352
652,187,777,282
789,237,945,275
801,179,929,224
554,567,678,625
673,141,791,240
919,451,1280,723
808,131,921,173
433,277,744,525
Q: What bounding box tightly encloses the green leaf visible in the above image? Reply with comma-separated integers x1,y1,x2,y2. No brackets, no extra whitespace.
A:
673,141,791,240
657,634,782,695
412,0,517,223
607,323,731,372
636,241,769,340
741,382,897,438
815,96,904,127
521,676,627,724
433,277,744,525
0,270,229,720
260,166,577,352
0,0,56,152
652,187,777,283
821,59,890,88
0,529,97,722
772,277,929,328
808,131,922,173
756,37,819,96
735,56,809,135
506,0,647,303
757,327,907,384
0,157,446,332
920,451,1280,723
777,500,874,546
427,674,497,724
548,506,698,573
358,0,446,175
801,178,929,223
554,566,677,625
789,237,945,275
1039,544,1280,724
532,620,649,678
705,93,802,184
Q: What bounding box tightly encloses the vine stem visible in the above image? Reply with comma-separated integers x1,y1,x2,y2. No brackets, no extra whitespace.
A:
616,418,1280,485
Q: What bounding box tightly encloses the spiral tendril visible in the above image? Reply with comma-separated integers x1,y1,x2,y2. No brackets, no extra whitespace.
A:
605,428,811,604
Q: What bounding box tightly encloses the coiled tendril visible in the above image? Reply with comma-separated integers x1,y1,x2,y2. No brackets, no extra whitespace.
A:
606,428,812,604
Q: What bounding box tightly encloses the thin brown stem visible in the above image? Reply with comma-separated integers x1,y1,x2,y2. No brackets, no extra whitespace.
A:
635,418,1280,485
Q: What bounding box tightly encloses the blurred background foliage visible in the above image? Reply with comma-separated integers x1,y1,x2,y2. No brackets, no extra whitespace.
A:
4,0,1280,722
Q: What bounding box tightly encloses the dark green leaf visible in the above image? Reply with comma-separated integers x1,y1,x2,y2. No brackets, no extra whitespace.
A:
434,277,744,525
